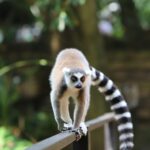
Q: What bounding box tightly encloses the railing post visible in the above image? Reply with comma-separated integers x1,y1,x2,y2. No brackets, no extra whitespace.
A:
104,123,114,150
73,132,91,150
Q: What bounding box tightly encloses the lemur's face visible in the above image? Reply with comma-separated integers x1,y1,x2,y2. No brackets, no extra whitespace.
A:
70,73,85,89
63,67,91,89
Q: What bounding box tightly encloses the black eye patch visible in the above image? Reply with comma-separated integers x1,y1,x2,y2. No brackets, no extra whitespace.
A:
71,76,78,82
80,76,85,82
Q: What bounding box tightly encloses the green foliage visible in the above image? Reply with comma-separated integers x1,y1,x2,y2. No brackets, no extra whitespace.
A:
99,1,125,39
0,126,32,150
0,60,56,143
134,0,150,28
0,59,49,76
0,59,49,124
25,111,57,140
69,0,86,5
112,17,124,39
31,0,87,31
0,77,19,125
1,0,149,42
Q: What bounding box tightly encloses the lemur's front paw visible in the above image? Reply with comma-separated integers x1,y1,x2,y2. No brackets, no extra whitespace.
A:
71,128,82,141
58,119,73,132
71,122,87,141
64,122,73,130
57,118,67,131
79,122,87,136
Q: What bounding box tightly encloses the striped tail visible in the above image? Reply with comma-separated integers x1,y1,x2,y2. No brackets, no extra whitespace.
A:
90,67,134,150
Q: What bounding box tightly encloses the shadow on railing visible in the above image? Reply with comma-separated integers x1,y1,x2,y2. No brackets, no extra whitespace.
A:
26,113,117,150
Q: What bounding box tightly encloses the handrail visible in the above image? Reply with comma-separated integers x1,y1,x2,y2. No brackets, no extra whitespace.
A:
86,112,115,131
26,112,115,150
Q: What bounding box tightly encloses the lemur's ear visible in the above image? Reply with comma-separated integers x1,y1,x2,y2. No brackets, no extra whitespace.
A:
63,67,71,75
85,70,91,76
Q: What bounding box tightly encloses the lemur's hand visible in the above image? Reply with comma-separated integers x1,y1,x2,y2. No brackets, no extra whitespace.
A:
71,128,82,141
71,123,87,141
63,122,73,131
79,122,87,136
58,118,73,131
57,118,67,131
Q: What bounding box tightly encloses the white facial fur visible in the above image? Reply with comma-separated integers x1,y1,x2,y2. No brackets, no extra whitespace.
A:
74,72,84,78
63,67,89,89
63,67,71,74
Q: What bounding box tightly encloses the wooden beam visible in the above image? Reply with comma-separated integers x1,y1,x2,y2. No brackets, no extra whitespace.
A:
26,113,115,150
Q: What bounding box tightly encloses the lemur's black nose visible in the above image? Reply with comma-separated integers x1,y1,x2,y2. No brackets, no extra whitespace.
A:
75,83,82,89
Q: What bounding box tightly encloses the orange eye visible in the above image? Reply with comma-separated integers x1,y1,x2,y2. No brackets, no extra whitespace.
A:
80,76,85,82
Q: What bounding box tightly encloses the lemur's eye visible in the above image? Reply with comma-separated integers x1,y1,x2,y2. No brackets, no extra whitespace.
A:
80,76,85,82
71,76,78,82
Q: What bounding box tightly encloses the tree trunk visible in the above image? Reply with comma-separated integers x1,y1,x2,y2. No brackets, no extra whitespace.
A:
76,0,105,68
118,0,143,47
76,0,107,149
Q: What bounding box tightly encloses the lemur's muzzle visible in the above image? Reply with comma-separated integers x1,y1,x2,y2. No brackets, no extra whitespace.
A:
75,83,82,89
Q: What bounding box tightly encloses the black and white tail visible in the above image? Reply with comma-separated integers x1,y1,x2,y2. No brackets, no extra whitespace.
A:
91,67,134,150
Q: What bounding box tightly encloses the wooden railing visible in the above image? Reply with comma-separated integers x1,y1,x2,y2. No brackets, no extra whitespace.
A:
26,113,116,150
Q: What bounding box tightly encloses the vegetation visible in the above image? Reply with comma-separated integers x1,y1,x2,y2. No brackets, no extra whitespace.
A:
0,127,31,150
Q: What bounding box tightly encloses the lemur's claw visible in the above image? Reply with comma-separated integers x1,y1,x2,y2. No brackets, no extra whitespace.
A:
72,128,82,141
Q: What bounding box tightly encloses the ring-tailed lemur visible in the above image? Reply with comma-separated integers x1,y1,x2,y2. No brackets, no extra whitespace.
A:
50,48,91,139
49,48,134,150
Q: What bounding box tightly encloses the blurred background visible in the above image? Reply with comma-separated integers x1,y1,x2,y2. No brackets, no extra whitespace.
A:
0,0,150,150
